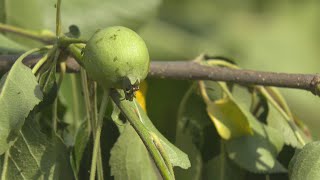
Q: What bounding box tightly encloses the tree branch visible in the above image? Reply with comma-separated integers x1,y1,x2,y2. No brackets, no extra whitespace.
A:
149,61,320,96
0,54,319,96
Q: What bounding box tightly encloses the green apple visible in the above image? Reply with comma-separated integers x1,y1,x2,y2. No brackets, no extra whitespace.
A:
82,26,150,95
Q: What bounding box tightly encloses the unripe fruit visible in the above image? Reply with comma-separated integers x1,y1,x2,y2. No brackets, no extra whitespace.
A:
82,26,150,95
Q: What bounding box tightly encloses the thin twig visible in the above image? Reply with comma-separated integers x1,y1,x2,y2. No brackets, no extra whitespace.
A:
0,23,55,44
0,23,86,46
0,55,320,96
90,89,109,180
56,0,62,37
71,44,104,180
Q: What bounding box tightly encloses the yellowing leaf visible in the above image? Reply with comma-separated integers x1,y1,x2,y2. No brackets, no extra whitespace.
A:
136,81,147,111
206,97,253,140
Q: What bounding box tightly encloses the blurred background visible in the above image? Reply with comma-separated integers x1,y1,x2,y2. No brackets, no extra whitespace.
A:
1,0,320,139
141,0,320,140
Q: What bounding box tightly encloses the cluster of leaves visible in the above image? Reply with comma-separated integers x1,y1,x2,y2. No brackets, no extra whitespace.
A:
0,1,320,180
174,71,313,180
0,44,191,179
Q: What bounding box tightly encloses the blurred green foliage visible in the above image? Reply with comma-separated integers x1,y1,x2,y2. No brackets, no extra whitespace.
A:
139,0,320,138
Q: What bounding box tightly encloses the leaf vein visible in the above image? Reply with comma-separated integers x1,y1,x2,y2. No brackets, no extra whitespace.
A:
8,151,27,180
19,130,41,168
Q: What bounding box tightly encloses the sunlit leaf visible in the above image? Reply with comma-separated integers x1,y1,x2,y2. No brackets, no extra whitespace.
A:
136,81,147,112
110,123,161,180
225,102,286,173
289,141,320,180
225,126,286,173
203,82,253,140
0,54,43,154
216,85,286,173
207,97,253,140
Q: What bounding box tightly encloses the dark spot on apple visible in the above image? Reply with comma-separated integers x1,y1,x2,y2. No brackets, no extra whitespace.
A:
95,38,103,44
109,34,117,40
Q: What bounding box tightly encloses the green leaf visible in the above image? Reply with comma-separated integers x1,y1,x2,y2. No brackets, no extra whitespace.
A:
0,116,73,179
203,153,245,180
222,85,287,173
289,141,320,180
202,81,223,101
0,54,43,155
132,98,191,169
265,99,302,148
111,102,125,133
0,73,7,92
229,85,252,110
256,87,311,148
38,63,58,107
110,123,161,180
175,133,202,180
70,120,90,176
111,88,190,170
225,116,286,173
